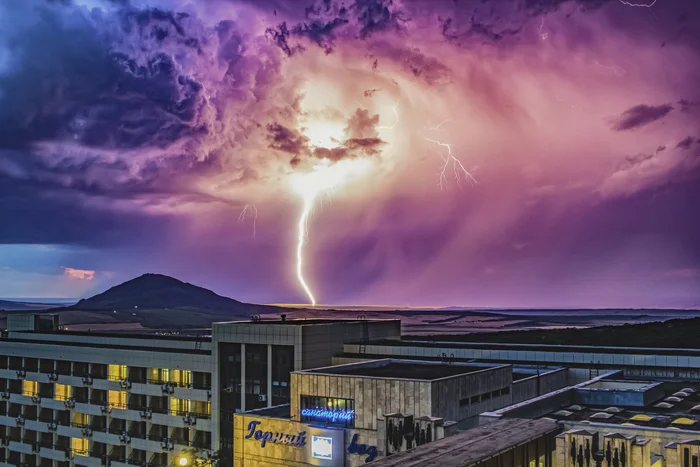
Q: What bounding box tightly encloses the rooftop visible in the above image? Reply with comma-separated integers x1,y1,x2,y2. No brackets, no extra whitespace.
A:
546,381,700,430
217,317,397,326
302,359,501,381
370,418,560,467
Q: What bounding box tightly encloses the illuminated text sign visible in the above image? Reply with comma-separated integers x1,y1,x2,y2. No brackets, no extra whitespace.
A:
245,420,306,448
301,408,354,423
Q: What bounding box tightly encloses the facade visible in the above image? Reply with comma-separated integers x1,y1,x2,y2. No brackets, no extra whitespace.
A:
211,318,401,459
0,324,213,467
232,358,564,466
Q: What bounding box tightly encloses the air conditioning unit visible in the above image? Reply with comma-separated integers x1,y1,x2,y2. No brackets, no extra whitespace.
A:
1,391,10,401
120,379,132,390
119,433,131,444
139,410,152,420
81,427,93,438
47,422,58,432
258,394,267,402
48,372,59,382
100,404,111,414
31,396,41,405
16,369,26,378
81,375,93,386
64,398,76,409
15,416,25,426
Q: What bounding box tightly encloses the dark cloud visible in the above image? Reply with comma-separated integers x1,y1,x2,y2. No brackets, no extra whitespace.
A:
677,136,695,150
611,104,674,131
266,123,310,154
265,0,402,55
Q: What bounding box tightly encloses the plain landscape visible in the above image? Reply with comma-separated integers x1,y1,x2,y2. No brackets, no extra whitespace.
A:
1,273,698,337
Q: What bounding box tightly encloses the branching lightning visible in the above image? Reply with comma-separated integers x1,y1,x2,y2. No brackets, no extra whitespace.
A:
377,101,399,130
618,0,656,6
422,120,476,189
238,204,258,238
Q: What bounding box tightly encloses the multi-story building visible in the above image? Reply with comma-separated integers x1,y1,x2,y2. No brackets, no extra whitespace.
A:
0,316,213,467
0,314,401,467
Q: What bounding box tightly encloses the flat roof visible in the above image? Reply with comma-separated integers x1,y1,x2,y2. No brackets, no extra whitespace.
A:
354,339,700,358
370,418,560,467
216,318,397,326
546,381,700,429
302,359,501,381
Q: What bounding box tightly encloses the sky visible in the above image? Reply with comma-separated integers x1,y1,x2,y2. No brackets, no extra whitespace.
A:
0,0,699,308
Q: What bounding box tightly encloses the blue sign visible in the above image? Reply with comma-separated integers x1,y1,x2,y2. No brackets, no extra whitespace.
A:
348,434,378,463
245,420,307,448
311,435,333,460
301,408,354,423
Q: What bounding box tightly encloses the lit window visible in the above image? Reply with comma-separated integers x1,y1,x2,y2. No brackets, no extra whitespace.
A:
55,384,71,400
71,438,88,456
170,397,191,415
22,380,37,397
107,364,126,381
108,390,126,408
72,412,88,426
170,370,192,387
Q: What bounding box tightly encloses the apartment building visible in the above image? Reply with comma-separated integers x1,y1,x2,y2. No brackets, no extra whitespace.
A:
0,316,213,467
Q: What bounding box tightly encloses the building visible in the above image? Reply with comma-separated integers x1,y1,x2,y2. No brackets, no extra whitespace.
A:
211,318,401,459
481,372,700,467
369,418,561,467
233,358,568,466
0,315,400,467
342,339,700,380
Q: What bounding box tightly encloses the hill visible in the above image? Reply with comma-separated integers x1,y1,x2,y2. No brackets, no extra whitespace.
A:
72,273,245,312
410,317,700,349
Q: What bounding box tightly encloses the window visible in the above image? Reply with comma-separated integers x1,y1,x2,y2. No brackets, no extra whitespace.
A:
170,397,190,415
482,392,491,401
491,390,500,398
107,365,126,381
501,387,510,396
55,384,71,400
148,368,166,383
300,395,355,428
71,437,88,456
459,397,470,407
22,380,37,397
170,370,192,387
108,390,126,408
71,412,88,427
470,395,480,404
192,400,211,417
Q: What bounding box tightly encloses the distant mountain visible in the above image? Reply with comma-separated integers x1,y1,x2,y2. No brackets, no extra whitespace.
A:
71,273,249,312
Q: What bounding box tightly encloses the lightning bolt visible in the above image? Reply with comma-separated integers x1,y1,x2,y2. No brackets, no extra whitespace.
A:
618,0,656,6
238,204,258,238
377,102,399,130
422,120,476,189
296,193,317,306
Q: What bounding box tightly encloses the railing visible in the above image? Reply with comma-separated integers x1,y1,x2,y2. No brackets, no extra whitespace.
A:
147,379,192,388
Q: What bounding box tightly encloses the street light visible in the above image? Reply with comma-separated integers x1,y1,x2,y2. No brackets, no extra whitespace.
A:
178,457,189,466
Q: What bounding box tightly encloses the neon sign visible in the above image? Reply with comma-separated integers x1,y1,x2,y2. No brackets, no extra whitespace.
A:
300,408,354,423
348,434,378,463
245,420,306,448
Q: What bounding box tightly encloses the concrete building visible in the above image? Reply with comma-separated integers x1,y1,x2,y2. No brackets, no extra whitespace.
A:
343,339,700,380
0,315,400,467
233,358,569,466
211,318,401,458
